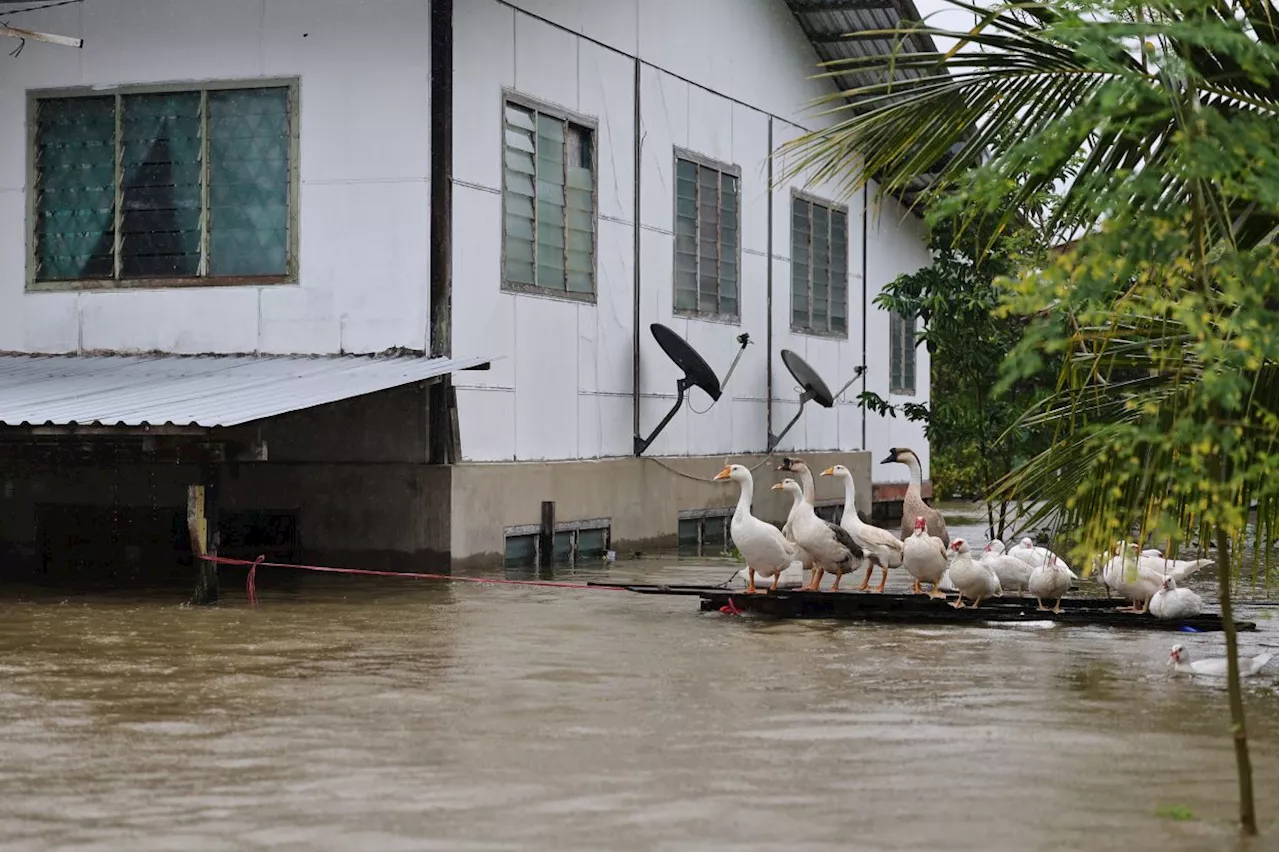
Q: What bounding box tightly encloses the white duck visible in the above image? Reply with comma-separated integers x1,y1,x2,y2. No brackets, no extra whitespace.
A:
1101,549,1164,613
714,464,798,594
821,464,904,593
1114,541,1213,582
1148,575,1203,620
1028,554,1074,613
1142,551,1213,583
980,540,1033,597
901,515,949,598
946,538,1003,609
1101,542,1196,614
772,478,863,591
1168,644,1273,677
1009,537,1075,576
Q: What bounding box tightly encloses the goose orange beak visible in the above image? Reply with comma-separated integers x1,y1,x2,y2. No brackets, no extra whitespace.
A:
770,482,785,491
819,466,836,477
713,466,732,481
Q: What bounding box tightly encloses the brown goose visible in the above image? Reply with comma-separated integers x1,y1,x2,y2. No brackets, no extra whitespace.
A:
880,447,950,546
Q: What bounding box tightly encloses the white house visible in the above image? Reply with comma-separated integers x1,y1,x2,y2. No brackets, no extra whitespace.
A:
0,0,933,593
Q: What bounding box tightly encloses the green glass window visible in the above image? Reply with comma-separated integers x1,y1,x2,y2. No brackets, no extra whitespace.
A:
890,310,918,395
502,99,595,296
576,527,608,560
791,195,849,335
674,153,739,318
32,84,293,285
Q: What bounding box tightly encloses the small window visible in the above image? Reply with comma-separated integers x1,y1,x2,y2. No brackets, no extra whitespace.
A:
504,532,538,568
502,95,596,299
791,194,848,336
890,310,917,395
30,83,296,288
676,508,735,557
673,150,740,319
503,518,610,567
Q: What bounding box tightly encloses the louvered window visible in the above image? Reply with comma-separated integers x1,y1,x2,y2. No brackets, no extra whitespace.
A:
791,194,848,335
31,83,295,286
502,97,596,298
673,151,739,319
890,310,918,395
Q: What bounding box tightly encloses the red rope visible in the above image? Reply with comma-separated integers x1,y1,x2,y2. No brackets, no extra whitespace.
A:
197,553,630,602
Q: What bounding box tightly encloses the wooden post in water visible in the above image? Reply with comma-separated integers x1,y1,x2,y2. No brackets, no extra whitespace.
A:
188,465,220,605
538,501,555,568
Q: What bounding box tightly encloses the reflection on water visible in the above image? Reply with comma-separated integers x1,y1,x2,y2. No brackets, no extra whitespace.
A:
0,517,1276,851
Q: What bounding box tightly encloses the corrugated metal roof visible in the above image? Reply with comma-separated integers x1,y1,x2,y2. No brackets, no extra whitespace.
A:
784,0,953,199
0,353,492,428
784,0,938,101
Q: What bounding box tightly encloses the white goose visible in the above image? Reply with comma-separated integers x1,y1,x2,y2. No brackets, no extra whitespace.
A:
821,464,904,593
776,456,819,587
714,464,797,594
1028,554,1074,613
980,540,1033,597
773,478,863,591
946,538,1003,608
901,515,949,598
1169,644,1273,677
1149,575,1203,620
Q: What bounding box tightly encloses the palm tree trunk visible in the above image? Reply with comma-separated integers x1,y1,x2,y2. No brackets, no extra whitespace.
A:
1215,528,1257,835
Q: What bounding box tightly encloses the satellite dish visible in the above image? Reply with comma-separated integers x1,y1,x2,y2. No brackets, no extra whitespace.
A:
779,349,835,409
634,323,723,456
653,324,722,402
767,349,850,451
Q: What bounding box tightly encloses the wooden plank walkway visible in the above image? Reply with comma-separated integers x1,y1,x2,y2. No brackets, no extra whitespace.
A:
587,583,1257,632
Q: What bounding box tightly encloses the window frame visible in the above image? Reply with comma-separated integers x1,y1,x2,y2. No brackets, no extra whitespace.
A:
499,89,599,304
789,189,850,339
889,309,918,395
25,77,301,293
671,147,742,324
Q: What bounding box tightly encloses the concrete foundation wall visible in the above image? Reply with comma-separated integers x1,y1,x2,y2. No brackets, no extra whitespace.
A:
449,451,871,565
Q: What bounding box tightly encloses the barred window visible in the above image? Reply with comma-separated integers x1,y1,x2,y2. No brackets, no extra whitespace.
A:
674,151,739,319
791,194,848,335
31,83,295,286
502,97,596,297
890,310,918,395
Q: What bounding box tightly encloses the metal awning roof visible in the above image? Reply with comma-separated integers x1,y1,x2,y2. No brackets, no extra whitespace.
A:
0,353,492,428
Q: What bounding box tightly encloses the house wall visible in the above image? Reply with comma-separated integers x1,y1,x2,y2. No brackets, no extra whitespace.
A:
0,0,933,528
451,0,932,487
865,187,933,480
0,0,433,356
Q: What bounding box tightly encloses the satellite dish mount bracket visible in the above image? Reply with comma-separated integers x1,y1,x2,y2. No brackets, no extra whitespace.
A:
634,375,694,457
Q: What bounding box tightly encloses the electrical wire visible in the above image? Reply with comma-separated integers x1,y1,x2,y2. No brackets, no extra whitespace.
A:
645,445,782,482
0,0,83,17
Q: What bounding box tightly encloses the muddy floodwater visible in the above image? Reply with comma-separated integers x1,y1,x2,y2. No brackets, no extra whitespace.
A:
1,510,1276,851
